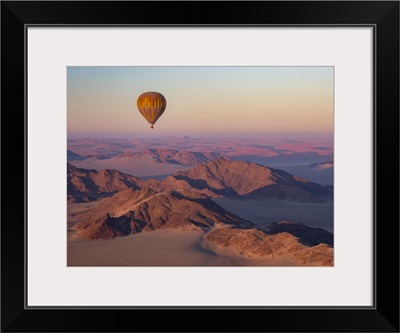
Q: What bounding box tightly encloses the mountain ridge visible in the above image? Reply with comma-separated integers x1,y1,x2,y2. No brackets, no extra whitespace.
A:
73,188,253,239
116,148,230,166
163,158,332,202
68,157,332,203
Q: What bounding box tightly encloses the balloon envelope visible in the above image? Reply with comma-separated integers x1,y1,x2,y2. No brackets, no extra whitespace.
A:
137,92,167,128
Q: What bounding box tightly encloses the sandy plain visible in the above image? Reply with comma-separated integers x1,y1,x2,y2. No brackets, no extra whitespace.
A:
67,229,298,266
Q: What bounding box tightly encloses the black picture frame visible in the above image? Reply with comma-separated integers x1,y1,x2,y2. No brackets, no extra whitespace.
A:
1,1,399,332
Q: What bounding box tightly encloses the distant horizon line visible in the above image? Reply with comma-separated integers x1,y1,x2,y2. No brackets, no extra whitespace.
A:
67,133,334,140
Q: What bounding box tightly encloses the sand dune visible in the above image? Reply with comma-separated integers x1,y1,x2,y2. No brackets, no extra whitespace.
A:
67,229,300,266
68,230,224,266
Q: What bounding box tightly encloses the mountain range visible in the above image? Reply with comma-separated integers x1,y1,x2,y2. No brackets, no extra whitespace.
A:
67,148,229,166
67,163,142,202
115,149,229,166
68,157,332,203
67,158,333,265
163,158,332,202
73,188,252,239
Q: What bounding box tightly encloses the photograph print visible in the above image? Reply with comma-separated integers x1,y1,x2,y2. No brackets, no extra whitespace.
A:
67,66,334,266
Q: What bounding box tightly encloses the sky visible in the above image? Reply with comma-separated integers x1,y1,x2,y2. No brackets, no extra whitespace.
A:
67,66,333,138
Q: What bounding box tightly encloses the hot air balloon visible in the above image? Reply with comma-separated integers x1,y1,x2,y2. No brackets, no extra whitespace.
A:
137,91,167,129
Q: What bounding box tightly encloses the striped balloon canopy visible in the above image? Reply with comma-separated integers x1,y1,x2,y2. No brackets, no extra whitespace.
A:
137,92,167,129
